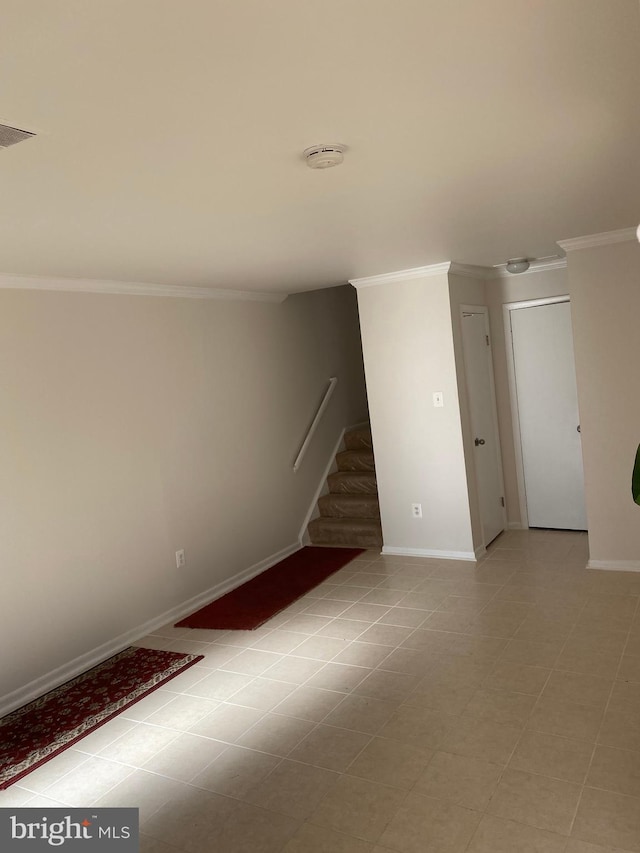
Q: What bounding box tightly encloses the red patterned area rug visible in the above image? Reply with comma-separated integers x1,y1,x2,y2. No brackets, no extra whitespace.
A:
176,546,365,630
0,647,203,789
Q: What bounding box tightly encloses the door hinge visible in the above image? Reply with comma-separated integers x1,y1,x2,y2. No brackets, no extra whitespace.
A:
500,496,505,507
485,335,490,346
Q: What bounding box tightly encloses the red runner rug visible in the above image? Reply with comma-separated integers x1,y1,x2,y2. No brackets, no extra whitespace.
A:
0,647,203,789
176,546,365,630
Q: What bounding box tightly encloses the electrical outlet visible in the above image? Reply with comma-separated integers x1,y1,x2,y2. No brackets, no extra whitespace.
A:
433,392,444,408
411,503,422,518
175,549,186,569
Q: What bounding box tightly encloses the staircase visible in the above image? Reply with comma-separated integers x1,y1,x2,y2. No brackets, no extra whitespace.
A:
308,425,383,548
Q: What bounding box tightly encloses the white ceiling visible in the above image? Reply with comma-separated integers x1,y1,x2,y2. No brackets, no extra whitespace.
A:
1,0,639,295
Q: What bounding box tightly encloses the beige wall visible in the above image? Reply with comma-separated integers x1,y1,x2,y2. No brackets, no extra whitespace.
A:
485,267,569,526
356,273,475,558
0,285,368,701
567,240,640,566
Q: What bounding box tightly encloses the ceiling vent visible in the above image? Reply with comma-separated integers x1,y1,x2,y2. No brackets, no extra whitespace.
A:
303,144,346,170
0,123,36,149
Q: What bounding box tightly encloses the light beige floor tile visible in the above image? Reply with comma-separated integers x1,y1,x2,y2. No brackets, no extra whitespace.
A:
403,680,477,715
340,603,391,622
510,729,594,783
554,646,622,679
220,648,284,676
377,647,433,676
12,748,90,794
346,736,433,789
309,774,406,842
144,694,221,731
142,731,227,780
527,697,604,742
357,624,415,647
139,834,184,853
353,669,421,702
324,694,399,734
0,786,38,806
378,607,430,628
96,722,180,766
572,787,640,852
73,717,139,754
441,715,521,765
428,655,494,687
609,680,640,709
120,689,176,720
291,635,351,661
463,687,537,727
618,655,640,683
246,759,338,818
188,701,264,741
226,677,297,711
486,767,581,835
183,669,253,701
333,642,395,668
378,791,481,853
421,611,476,633
541,671,613,710
586,745,640,798
261,655,325,684
281,614,334,634
499,639,561,668
283,822,374,852
237,712,316,755
324,585,370,602
142,785,235,850
190,744,280,797
360,588,407,606
306,662,371,692
288,724,371,771
483,660,551,695
379,706,453,749
316,619,370,641
304,598,352,617
93,769,188,822
413,750,502,810
401,629,454,654
206,800,300,853
273,685,346,722
515,617,573,644
446,635,508,660
598,705,640,752
466,814,568,853
40,756,135,806
196,643,242,668
218,627,276,649
565,840,630,853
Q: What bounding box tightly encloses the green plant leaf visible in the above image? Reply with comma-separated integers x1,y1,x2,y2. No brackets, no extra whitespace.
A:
633,444,640,506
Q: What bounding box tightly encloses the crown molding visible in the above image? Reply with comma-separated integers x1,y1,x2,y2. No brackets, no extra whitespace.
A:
557,227,637,252
349,262,452,289
448,263,491,280
0,272,288,303
489,258,567,278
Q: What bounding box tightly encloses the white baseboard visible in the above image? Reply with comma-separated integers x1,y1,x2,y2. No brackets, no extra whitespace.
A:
587,559,640,573
474,545,487,560
0,541,300,718
382,546,477,562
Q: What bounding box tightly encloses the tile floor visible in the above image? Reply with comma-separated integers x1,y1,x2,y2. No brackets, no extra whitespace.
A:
3,530,640,853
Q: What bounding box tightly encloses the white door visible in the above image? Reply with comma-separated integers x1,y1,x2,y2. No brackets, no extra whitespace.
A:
509,300,587,530
461,309,506,546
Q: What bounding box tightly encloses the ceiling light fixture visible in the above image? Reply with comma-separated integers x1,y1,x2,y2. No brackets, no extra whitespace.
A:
303,144,346,170
505,258,531,274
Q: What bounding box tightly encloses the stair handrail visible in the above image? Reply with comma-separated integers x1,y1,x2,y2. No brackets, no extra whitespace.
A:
293,377,338,472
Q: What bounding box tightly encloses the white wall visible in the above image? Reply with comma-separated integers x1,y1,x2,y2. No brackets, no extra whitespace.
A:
485,267,569,526
355,273,475,559
567,240,640,567
0,285,368,701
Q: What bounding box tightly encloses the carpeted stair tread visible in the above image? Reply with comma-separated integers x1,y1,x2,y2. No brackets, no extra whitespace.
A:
318,493,381,519
344,427,373,451
327,471,378,495
336,450,376,472
308,517,383,548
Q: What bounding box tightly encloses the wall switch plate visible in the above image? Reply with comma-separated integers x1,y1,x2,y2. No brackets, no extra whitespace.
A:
175,549,186,569
411,503,423,518
433,392,444,408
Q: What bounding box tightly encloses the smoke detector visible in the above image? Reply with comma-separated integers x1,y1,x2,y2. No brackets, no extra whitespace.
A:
303,144,346,170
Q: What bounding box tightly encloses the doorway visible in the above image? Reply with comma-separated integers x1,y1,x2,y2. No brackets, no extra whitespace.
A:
505,296,587,530
461,306,506,548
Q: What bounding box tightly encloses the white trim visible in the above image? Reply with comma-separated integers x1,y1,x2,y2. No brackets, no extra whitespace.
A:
349,262,451,288
0,541,300,718
0,272,287,303
449,263,490,280
557,227,637,252
587,560,640,573
475,545,488,560
489,258,567,278
502,295,571,529
382,546,477,562
293,377,338,472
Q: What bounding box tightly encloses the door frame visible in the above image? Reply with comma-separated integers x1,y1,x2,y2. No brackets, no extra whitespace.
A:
503,294,571,529
460,304,507,547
